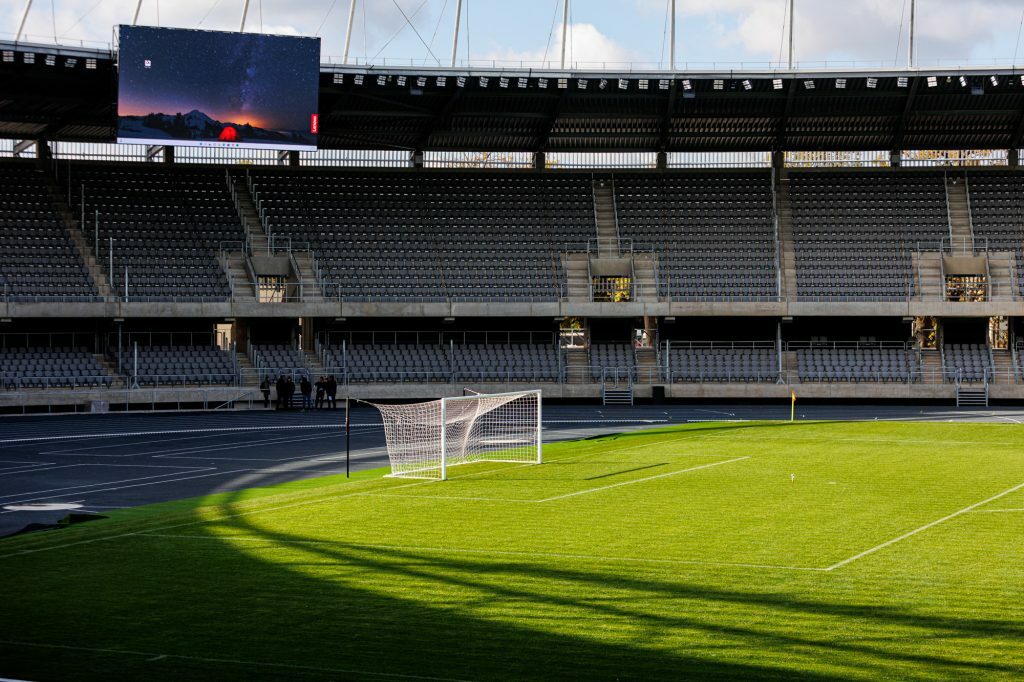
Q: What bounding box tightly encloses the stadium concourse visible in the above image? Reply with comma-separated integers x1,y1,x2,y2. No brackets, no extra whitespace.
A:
2,403,1023,538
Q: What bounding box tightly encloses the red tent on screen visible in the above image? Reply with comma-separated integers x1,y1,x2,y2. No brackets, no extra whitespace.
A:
218,126,238,142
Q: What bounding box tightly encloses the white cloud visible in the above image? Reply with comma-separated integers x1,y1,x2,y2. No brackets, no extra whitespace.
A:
483,22,635,68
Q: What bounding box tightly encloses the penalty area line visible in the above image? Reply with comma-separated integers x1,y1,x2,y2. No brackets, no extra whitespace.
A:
133,533,827,573
825,479,1024,571
0,639,469,682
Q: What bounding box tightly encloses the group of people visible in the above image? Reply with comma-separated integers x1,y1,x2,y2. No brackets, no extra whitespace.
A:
259,374,339,410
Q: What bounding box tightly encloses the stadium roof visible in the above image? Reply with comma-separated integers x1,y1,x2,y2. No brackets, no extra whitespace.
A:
4,40,1024,153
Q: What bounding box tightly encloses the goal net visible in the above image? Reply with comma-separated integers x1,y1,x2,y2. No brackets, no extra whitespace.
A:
369,390,542,480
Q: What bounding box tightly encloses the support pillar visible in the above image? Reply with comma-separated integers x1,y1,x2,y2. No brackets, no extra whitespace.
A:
534,151,546,169
890,150,901,168
163,146,175,163
1009,148,1019,168
656,150,668,169
412,150,424,168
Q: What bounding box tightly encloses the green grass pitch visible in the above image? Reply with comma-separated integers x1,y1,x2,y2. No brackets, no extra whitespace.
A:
2,420,1024,680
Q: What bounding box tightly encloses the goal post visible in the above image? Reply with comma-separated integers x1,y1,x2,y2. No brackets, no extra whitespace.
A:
369,390,542,480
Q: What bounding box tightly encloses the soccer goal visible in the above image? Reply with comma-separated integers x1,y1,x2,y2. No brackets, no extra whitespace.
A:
370,390,542,480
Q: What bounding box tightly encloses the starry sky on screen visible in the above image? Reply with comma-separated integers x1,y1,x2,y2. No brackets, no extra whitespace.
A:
118,25,319,132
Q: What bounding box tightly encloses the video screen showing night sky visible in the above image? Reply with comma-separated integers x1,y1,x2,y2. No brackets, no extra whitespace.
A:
117,25,320,150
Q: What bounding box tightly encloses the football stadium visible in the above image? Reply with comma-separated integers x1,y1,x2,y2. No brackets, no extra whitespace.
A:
1,0,1024,679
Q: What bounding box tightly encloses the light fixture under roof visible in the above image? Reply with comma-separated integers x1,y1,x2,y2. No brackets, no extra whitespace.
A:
333,73,344,84
772,78,783,90
1,51,13,63
741,79,752,90
926,76,937,87
713,79,724,90
803,79,815,90
416,76,426,87
990,75,999,87
663,79,674,90
23,52,34,64
599,78,608,90
577,78,588,89
456,75,467,87
436,75,446,86
396,75,407,86
499,76,509,88
537,77,548,88
557,77,568,88
897,76,909,87
377,74,387,85
518,77,528,88
44,55,55,66
959,75,967,87
86,58,97,69
351,74,362,85
866,77,878,88
618,78,628,90
638,79,648,90
479,76,489,87
835,78,846,89
64,57,77,68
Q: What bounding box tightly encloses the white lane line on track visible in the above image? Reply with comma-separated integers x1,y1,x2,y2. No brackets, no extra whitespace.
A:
0,462,205,477
825,479,1024,571
0,424,353,445
0,467,215,505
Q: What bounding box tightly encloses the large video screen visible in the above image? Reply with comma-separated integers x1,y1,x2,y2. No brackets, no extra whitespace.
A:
117,26,320,151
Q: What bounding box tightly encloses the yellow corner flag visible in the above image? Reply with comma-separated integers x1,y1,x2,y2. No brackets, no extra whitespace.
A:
790,389,796,422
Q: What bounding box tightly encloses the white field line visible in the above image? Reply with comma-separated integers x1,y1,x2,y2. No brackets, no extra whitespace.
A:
702,433,1024,448
534,457,750,503
134,533,827,572
0,467,216,506
825,479,1024,571
969,507,1024,513
0,428,731,560
0,639,468,682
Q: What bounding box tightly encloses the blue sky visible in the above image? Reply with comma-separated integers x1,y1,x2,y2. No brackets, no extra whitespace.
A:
4,0,1024,68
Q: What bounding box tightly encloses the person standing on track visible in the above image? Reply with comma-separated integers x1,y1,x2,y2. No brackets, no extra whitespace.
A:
315,376,326,410
300,375,313,411
275,374,286,410
326,375,337,409
260,376,271,409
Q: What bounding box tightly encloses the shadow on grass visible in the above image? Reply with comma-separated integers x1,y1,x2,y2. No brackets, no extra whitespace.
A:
2,419,1020,681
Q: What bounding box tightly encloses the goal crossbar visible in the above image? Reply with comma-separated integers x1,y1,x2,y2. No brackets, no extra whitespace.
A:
369,390,542,480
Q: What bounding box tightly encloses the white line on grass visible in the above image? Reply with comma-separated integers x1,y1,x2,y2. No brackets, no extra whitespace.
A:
133,533,827,572
534,457,750,503
969,507,1024,513
0,640,468,682
825,479,1024,571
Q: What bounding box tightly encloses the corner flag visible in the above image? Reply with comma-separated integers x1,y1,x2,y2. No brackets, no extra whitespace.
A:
790,389,796,422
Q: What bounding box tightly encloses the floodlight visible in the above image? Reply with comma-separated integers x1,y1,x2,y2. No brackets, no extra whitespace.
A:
897,76,909,87
416,76,426,87
396,75,407,86
537,77,548,88
958,75,967,87
23,53,34,64
1,51,13,63
86,58,96,70
926,76,937,87
558,78,568,88
44,55,55,66
1020,75,1024,86
713,79,724,90
499,76,509,88
618,78,628,90
377,74,387,85
990,75,999,87
803,79,815,89
518,77,528,88
638,79,648,90
578,78,588,89
479,76,489,87
353,74,363,85
742,79,752,90
665,79,676,90
456,75,467,87
835,78,846,89
436,76,447,86
599,79,608,90
866,77,877,88
772,78,783,90
333,73,344,84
